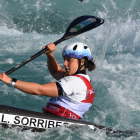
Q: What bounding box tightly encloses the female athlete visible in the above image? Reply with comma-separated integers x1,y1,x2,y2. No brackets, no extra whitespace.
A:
0,42,95,120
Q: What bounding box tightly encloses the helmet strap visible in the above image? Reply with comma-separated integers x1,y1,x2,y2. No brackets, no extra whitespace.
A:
73,59,86,75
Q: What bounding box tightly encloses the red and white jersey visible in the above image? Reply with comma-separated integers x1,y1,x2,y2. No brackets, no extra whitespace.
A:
43,74,95,119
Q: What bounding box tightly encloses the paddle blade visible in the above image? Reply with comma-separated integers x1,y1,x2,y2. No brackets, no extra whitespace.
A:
63,15,104,39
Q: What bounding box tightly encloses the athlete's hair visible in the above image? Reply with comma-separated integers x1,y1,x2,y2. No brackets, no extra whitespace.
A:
83,57,96,71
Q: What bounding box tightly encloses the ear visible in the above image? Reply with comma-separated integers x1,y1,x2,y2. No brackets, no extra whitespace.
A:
81,58,85,65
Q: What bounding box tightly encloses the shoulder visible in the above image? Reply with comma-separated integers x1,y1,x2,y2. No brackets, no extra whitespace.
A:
58,75,81,84
75,74,90,81
57,74,90,92
59,74,90,83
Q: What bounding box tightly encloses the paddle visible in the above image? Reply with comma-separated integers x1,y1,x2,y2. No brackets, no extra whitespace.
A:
5,15,104,75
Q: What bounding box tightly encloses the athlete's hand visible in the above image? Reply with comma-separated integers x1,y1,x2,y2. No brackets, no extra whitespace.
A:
42,43,56,55
0,73,12,85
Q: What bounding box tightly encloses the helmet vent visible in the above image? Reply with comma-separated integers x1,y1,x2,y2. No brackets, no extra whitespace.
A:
73,45,77,50
84,46,88,49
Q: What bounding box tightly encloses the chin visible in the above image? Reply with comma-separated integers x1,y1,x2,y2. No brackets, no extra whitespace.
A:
67,72,72,76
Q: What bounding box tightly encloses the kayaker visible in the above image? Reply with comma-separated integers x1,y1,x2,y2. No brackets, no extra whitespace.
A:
0,42,95,120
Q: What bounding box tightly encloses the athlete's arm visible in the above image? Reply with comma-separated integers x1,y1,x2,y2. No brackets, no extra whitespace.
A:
43,43,65,80
14,81,59,97
0,73,61,97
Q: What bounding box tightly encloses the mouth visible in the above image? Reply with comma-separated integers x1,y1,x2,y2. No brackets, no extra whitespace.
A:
65,68,69,72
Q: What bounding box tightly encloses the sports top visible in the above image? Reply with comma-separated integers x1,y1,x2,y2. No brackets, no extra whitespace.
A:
43,74,95,119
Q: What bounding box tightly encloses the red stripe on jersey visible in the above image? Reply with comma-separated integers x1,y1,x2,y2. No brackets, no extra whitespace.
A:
73,75,95,104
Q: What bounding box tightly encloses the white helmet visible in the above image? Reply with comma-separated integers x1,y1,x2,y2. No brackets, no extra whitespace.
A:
62,42,92,60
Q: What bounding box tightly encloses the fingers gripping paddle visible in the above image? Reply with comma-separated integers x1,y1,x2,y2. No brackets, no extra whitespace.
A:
5,15,104,75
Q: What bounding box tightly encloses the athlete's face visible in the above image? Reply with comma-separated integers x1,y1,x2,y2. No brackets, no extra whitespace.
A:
63,57,79,76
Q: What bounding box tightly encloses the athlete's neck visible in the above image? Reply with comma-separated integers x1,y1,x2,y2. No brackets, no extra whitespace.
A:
73,69,86,75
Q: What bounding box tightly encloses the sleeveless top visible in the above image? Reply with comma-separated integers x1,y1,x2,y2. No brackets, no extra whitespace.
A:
43,74,95,120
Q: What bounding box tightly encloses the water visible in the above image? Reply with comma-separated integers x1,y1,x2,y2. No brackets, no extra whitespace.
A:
0,0,140,139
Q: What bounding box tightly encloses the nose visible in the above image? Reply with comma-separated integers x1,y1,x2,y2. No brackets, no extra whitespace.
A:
63,60,67,66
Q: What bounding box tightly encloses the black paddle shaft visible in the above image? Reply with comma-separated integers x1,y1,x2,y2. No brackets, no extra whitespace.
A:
5,15,104,75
